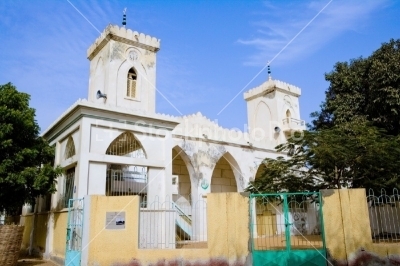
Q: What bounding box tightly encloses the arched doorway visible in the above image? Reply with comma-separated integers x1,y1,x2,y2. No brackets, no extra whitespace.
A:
172,148,192,207
252,160,278,238
105,132,147,204
211,155,238,193
255,162,267,180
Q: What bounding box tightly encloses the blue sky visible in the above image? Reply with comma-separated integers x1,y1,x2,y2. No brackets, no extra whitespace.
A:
1,0,399,132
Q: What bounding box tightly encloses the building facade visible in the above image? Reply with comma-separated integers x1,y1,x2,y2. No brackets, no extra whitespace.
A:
39,24,305,262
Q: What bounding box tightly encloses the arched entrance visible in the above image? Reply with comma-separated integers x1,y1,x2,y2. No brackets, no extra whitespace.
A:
255,162,267,180
105,132,147,203
211,154,238,193
172,148,192,207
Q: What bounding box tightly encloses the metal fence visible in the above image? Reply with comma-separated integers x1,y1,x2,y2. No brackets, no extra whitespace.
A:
250,193,324,251
139,197,207,249
367,188,400,243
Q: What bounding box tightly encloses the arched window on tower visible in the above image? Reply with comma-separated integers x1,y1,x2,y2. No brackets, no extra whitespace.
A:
285,109,292,125
127,68,137,98
286,109,291,119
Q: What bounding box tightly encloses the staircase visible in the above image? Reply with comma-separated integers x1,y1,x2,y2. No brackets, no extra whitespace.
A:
173,202,192,240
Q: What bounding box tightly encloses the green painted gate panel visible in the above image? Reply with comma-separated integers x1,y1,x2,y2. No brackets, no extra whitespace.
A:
253,249,326,266
253,250,287,266
288,249,327,265
250,192,327,266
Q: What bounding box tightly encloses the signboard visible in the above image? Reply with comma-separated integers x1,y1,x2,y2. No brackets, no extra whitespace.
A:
105,212,126,229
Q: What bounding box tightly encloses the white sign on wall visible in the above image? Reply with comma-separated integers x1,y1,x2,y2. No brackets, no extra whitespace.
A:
105,212,126,229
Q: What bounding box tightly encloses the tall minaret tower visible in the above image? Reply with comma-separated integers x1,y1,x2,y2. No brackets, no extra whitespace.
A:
86,23,160,114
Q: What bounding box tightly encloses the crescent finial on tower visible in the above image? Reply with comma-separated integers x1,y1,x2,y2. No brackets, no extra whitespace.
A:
122,8,127,27
267,61,272,81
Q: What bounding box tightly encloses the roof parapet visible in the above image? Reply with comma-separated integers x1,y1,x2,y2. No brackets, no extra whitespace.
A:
243,79,301,101
87,24,161,60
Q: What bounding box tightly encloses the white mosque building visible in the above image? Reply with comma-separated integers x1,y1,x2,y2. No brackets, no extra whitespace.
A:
36,24,305,259
43,23,304,206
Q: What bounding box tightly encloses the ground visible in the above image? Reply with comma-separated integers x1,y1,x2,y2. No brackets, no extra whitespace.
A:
17,258,56,266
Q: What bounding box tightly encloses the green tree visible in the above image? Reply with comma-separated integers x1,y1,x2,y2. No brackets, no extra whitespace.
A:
311,39,400,135
248,39,400,194
0,83,62,215
246,123,400,194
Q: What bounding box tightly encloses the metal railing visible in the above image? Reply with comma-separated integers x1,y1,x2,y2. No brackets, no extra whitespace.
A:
367,188,400,243
139,197,207,249
106,168,147,197
282,118,305,127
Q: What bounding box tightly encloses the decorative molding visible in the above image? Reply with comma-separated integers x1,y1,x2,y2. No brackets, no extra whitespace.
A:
87,24,161,60
243,79,301,101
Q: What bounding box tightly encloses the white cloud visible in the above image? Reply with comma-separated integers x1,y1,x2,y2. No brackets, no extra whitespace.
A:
238,0,389,66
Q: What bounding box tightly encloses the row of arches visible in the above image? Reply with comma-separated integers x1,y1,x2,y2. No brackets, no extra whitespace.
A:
63,131,267,201
171,149,238,196
101,131,243,198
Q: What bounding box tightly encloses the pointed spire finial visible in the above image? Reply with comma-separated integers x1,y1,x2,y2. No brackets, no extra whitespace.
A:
267,61,272,81
122,8,127,27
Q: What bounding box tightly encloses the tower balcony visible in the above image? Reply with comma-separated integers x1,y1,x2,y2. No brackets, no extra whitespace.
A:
282,118,305,132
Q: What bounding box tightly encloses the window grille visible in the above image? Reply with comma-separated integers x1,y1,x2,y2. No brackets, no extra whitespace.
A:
65,136,76,159
127,68,137,98
63,168,75,208
106,167,147,196
106,132,145,158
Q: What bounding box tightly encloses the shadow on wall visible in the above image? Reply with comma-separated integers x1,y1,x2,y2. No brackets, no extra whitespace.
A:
328,249,400,266
112,257,245,266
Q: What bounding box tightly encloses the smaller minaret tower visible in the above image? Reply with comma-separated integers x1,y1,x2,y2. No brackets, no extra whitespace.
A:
243,66,304,147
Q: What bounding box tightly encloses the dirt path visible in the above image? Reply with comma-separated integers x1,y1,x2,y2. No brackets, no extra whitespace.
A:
17,258,57,266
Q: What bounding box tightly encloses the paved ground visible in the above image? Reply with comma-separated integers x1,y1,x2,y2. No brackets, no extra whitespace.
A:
17,258,57,266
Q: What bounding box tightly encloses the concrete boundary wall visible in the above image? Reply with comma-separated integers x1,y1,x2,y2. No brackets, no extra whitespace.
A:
321,189,399,264
84,193,250,266
19,189,400,265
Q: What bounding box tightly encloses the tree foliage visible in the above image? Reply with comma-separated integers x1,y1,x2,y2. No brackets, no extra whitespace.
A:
311,39,400,135
247,39,400,194
246,123,400,194
0,83,62,215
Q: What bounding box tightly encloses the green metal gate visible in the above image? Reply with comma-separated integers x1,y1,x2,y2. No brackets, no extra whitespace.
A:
65,198,84,266
250,192,326,266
